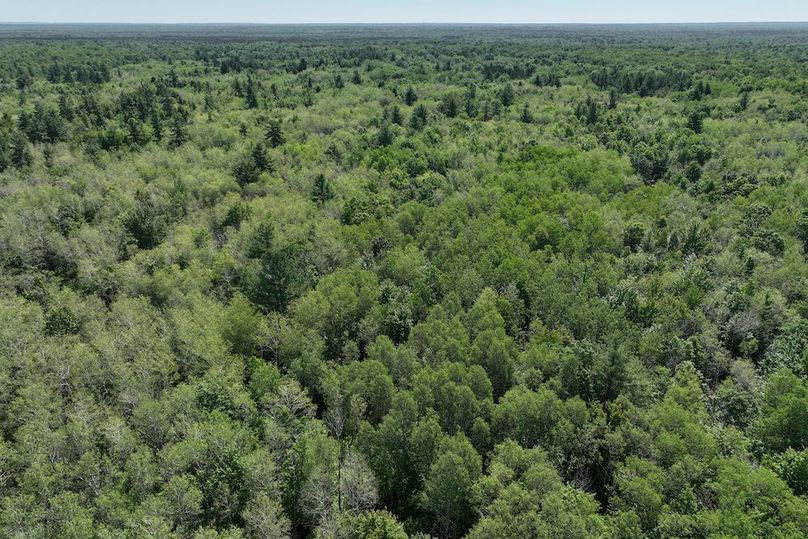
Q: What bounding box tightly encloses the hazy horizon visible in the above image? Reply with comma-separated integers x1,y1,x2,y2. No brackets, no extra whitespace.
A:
2,0,807,25
3,21,808,25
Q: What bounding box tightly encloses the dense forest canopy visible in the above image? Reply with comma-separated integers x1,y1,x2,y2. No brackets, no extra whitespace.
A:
1,23,808,538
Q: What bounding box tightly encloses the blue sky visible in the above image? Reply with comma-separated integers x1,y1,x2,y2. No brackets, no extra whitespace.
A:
3,0,807,24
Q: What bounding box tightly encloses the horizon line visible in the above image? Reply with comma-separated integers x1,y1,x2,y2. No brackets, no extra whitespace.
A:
2,20,808,26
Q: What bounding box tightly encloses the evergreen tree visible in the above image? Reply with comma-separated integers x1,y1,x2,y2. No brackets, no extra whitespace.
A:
739,91,750,111
311,173,334,207
440,95,459,118
169,107,189,147
499,83,515,107
404,86,418,106
245,76,259,108
390,105,403,125
520,103,533,123
265,119,285,148
297,58,308,73
609,88,619,109
464,87,477,117
687,110,704,133
410,104,428,130
150,111,163,141
11,132,32,168
576,96,600,125
251,143,272,173
376,123,394,146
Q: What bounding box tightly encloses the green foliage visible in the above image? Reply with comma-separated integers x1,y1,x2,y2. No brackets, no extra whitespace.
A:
468,441,605,538
403,86,418,106
311,173,335,207
754,369,808,452
422,434,482,538
795,211,808,252
409,104,429,130
0,23,807,538
499,83,515,107
766,448,808,496
265,119,285,148
125,189,170,250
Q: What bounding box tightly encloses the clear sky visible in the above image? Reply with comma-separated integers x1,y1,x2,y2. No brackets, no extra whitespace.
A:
2,0,807,24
